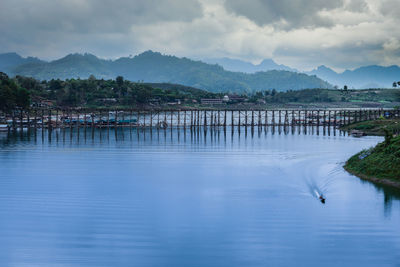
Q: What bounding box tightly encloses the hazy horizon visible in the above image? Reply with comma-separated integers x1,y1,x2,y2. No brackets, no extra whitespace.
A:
2,50,400,74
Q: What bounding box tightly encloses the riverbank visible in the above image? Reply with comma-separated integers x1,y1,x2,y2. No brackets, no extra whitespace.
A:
344,132,400,189
340,118,400,136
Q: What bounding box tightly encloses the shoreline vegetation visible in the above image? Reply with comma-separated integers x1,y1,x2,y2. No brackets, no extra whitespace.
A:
343,119,400,189
1,73,400,113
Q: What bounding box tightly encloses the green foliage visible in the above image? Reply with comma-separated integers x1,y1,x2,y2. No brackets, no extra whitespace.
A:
346,135,400,181
15,87,30,109
1,74,225,109
383,128,393,146
0,72,30,112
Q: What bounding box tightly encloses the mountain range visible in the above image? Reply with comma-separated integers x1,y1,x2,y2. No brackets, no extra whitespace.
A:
203,57,297,73
307,65,400,89
204,57,400,89
0,51,331,93
1,51,398,92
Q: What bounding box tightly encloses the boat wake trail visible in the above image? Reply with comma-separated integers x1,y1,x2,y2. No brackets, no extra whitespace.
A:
304,166,342,204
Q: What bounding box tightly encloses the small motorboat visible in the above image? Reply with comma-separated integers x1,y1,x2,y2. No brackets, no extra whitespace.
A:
314,190,326,204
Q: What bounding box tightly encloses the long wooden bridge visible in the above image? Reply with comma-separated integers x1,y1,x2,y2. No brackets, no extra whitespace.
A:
3,108,398,131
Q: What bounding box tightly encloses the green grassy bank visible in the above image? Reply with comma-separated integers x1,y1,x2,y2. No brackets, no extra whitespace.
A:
344,133,400,188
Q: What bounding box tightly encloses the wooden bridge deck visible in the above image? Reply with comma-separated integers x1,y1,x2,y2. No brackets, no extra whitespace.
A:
3,108,399,131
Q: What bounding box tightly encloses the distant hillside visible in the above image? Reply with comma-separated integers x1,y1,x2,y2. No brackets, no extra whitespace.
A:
1,51,331,93
0,52,43,74
308,65,400,89
203,57,297,73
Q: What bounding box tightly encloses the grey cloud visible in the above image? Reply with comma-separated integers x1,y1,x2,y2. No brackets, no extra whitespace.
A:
224,0,345,29
0,0,202,58
0,0,399,71
345,0,369,13
274,41,385,70
0,0,203,34
380,0,400,19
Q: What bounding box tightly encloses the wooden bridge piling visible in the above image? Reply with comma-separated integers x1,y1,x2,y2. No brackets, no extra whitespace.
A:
8,108,393,133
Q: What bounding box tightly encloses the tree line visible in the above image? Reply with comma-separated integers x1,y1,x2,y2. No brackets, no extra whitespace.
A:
0,73,222,113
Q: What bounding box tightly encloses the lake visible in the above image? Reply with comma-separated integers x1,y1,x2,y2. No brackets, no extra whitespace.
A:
0,127,399,266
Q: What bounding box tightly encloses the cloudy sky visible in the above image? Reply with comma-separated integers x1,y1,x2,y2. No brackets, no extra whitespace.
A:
1,0,399,71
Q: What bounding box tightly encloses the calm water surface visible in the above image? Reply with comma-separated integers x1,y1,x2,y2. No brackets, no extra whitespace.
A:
0,127,399,267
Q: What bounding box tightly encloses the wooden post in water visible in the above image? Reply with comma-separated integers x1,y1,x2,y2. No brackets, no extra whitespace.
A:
272,110,275,125
107,110,110,128
265,110,268,126
91,111,95,128
297,110,300,126
291,110,295,126
27,111,30,130
48,109,52,130
285,110,289,126
184,111,187,129
334,111,337,126
258,111,262,128
251,110,254,128
342,110,345,125
204,110,207,127
348,110,351,125
42,109,45,129
130,110,133,129
238,111,241,127
55,109,58,129
224,110,227,127
231,111,234,127
19,109,23,131
328,111,331,127
115,110,118,128
11,110,15,131
34,109,37,130
278,110,281,125
303,110,307,127
83,109,87,130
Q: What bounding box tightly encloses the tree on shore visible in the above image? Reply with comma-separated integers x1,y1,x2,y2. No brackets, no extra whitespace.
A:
0,72,31,112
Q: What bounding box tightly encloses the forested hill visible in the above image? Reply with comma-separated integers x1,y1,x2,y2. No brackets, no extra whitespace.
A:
1,51,332,93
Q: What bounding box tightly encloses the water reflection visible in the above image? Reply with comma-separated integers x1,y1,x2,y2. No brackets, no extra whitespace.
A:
0,125,399,266
1,125,396,214
1,125,349,148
